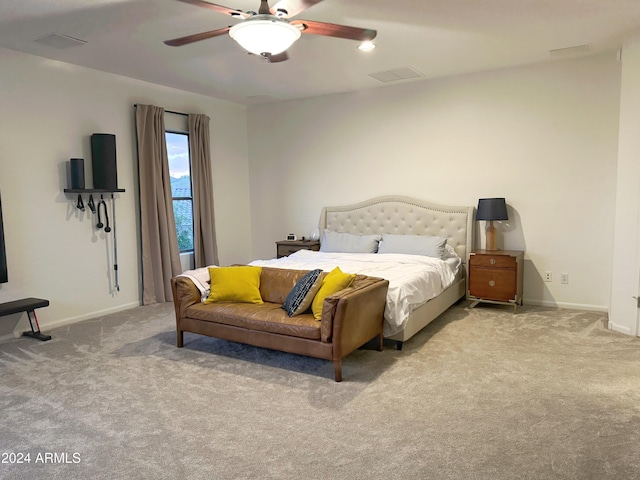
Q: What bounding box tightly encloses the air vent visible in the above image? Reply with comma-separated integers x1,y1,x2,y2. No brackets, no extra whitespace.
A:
368,66,425,83
34,33,87,49
549,44,591,58
245,95,279,103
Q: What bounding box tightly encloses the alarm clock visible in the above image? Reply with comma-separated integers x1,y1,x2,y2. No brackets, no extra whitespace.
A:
286,233,297,241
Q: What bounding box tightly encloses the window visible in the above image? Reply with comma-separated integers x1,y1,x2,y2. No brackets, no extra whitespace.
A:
166,131,194,253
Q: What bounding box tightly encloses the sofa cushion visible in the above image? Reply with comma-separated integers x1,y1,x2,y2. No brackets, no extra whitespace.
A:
259,267,310,304
282,269,323,317
205,266,263,304
311,267,356,320
185,302,321,340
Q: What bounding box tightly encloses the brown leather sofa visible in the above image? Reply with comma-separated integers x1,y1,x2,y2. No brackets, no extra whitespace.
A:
171,266,389,382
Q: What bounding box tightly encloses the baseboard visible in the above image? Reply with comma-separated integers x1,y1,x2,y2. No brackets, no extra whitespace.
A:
608,321,633,335
523,298,608,313
0,331,17,342
42,302,141,332
0,301,140,343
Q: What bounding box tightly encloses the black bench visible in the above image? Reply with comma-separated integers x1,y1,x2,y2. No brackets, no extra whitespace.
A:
0,297,51,341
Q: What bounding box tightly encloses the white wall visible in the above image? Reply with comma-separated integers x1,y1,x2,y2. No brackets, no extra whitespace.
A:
0,48,252,337
0,46,625,338
610,33,640,335
247,53,621,311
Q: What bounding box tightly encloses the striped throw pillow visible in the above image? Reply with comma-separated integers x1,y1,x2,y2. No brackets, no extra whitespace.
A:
282,269,323,317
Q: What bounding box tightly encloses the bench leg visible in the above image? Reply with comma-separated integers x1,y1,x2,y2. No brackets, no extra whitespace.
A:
333,360,342,382
378,333,384,351
177,330,183,348
22,310,51,342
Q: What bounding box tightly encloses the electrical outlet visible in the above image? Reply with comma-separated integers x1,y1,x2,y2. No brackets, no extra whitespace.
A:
561,273,569,284
544,271,552,282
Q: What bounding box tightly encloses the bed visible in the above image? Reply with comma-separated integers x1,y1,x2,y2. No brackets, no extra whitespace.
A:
251,195,474,349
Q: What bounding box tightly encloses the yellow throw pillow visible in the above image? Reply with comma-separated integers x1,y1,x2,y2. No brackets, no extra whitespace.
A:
311,267,356,320
205,266,263,304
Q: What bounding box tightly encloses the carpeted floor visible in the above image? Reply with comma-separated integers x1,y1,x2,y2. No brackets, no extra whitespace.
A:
1,301,639,480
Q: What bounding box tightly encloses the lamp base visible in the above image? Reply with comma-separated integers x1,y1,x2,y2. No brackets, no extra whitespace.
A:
486,220,499,251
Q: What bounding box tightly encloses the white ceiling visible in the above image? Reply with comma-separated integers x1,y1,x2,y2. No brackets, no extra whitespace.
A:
1,0,639,105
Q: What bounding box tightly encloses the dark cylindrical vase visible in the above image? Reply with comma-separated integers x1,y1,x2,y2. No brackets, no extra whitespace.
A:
70,158,85,189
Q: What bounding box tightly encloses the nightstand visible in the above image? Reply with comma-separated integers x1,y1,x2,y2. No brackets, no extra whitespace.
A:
276,240,320,258
468,249,524,312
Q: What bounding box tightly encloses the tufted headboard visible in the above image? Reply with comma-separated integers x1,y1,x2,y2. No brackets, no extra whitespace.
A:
319,195,474,267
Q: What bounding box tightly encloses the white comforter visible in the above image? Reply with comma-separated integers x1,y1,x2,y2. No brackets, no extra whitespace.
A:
249,250,459,336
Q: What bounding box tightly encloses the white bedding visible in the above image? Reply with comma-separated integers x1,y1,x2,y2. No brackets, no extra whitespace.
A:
249,250,460,336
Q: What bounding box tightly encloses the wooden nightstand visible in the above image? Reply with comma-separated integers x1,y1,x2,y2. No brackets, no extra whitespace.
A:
468,249,524,312
276,240,320,258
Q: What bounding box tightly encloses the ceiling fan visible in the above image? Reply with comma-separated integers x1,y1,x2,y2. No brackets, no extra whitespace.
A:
164,0,377,63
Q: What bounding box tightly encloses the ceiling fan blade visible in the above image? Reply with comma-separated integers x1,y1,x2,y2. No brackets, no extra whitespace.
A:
164,26,231,46
291,19,377,42
270,0,324,18
176,0,250,18
266,51,289,63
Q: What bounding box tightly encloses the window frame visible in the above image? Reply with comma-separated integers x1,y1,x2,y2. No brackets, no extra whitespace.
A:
166,129,194,254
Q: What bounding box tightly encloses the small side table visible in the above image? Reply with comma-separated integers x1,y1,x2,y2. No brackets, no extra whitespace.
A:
276,240,320,258
467,249,524,312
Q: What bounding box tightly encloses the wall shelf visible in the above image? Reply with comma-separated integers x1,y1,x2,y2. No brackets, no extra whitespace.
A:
64,188,125,194
64,188,125,212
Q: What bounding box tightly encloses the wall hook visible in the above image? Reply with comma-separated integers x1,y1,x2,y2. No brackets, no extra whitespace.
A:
87,195,96,213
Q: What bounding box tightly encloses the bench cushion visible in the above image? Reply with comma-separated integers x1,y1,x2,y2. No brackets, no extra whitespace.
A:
0,298,49,317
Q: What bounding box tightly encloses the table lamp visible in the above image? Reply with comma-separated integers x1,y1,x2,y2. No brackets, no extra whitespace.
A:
476,198,508,251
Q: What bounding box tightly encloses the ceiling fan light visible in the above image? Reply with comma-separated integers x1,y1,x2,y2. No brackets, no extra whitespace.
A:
229,17,301,56
358,41,376,52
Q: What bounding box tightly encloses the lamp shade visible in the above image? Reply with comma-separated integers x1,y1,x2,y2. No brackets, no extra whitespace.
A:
476,198,508,221
229,16,301,56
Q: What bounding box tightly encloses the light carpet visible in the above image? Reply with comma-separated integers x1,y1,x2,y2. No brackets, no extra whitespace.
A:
1,301,639,480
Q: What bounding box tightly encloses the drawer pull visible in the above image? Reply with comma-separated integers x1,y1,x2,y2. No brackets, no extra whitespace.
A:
490,258,496,265
489,280,496,287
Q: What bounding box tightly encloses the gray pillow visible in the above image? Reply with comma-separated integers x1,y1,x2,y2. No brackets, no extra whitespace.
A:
320,230,382,253
377,234,448,258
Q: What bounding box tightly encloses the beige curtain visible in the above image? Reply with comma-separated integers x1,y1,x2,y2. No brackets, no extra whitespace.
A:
188,113,219,268
135,104,182,304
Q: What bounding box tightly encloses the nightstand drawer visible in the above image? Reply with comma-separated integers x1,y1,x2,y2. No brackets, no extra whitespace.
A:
469,268,517,301
470,254,516,269
276,240,320,258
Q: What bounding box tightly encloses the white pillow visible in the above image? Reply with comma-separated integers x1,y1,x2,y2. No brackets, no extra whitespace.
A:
320,230,382,253
442,244,459,259
377,234,448,258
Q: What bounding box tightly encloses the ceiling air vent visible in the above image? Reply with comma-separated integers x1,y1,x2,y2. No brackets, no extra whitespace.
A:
245,95,279,103
369,67,425,83
34,34,88,49
549,44,591,59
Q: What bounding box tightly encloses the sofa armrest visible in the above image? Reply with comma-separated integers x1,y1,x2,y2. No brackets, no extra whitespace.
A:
320,276,389,358
171,277,202,322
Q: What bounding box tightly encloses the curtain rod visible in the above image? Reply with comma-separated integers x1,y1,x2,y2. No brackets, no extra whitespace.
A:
133,104,188,117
